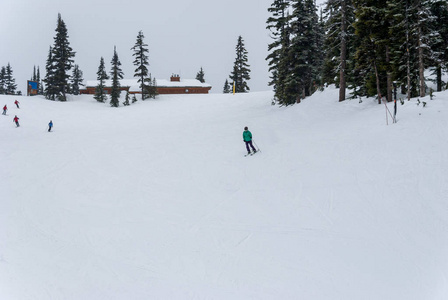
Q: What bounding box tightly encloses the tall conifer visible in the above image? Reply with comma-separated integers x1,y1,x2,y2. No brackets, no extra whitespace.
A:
5,63,17,95
51,13,75,101
110,46,123,107
229,36,251,93
94,57,109,103
0,67,6,95
131,30,150,99
266,0,291,103
71,64,84,95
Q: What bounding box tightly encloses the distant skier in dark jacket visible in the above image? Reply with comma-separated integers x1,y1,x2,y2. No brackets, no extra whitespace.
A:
243,126,257,154
2,105,7,115
48,120,53,132
14,100,20,108
13,115,19,127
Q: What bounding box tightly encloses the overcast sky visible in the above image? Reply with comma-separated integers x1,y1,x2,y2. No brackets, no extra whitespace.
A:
1,0,326,95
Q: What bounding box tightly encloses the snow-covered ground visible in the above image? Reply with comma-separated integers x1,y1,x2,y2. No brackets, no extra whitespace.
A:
1,88,447,299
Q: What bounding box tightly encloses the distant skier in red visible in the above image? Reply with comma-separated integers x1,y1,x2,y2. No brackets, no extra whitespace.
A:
13,115,19,127
2,105,6,115
14,100,20,108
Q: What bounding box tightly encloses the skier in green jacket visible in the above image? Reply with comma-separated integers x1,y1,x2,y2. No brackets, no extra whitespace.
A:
243,126,257,155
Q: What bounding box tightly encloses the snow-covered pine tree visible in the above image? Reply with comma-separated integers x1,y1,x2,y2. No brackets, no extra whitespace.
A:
36,66,42,95
0,67,6,95
32,66,37,82
353,0,392,103
313,7,326,91
229,36,251,93
5,63,17,95
387,0,440,99
430,0,448,91
123,91,130,106
110,46,124,107
143,73,157,99
94,57,109,103
196,67,205,83
322,0,356,101
411,0,441,97
71,65,84,95
151,77,158,98
51,13,75,101
387,0,419,100
131,30,150,100
223,79,231,93
266,0,291,104
283,0,322,103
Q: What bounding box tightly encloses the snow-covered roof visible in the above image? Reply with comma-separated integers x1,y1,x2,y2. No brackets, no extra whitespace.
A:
85,78,211,92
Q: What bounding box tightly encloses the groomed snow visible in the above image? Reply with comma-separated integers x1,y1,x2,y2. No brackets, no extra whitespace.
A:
1,88,447,299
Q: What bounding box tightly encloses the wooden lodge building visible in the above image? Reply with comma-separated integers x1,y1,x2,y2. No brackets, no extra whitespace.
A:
80,75,212,95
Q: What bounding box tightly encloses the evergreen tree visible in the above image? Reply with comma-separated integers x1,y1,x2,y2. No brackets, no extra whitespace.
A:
5,63,17,95
322,0,356,101
145,75,158,99
132,94,138,103
37,66,42,95
223,79,231,93
196,67,205,83
110,46,124,107
413,0,441,97
94,57,109,103
71,64,84,95
266,0,291,96
353,0,392,103
44,46,57,100
387,0,418,100
430,0,448,91
123,91,131,106
32,66,37,82
229,36,251,93
281,0,322,104
131,30,150,99
152,77,158,98
0,67,6,95
314,7,326,90
51,13,75,101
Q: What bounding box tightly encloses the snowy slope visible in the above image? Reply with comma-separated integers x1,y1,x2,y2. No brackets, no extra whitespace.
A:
1,88,447,299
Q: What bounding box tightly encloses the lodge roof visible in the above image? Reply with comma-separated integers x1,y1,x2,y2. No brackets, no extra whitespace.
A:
85,78,211,92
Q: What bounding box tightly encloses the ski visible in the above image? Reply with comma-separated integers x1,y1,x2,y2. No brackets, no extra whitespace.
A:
244,151,258,157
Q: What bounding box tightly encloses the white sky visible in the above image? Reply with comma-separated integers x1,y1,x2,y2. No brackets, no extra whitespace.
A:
0,0,326,94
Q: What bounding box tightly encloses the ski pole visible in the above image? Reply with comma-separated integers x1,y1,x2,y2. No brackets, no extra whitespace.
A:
253,140,261,153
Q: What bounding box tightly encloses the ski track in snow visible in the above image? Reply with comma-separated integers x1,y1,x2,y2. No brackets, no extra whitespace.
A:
1,88,448,299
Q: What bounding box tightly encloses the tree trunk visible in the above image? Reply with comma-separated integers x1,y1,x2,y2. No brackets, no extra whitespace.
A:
406,0,411,101
374,60,382,104
437,65,442,92
386,45,392,102
339,0,347,102
418,22,425,97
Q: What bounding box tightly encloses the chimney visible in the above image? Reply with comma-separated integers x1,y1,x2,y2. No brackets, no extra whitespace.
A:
170,74,180,82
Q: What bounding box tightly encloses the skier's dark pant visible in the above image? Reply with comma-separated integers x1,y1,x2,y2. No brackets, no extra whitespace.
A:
245,140,256,153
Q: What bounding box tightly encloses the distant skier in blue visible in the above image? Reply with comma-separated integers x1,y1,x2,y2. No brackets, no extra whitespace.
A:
243,126,257,155
48,120,53,132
